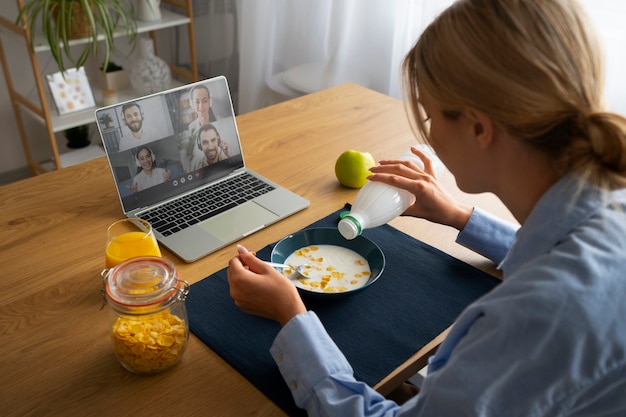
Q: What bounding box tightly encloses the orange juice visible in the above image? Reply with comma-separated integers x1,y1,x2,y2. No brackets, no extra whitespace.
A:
105,231,162,268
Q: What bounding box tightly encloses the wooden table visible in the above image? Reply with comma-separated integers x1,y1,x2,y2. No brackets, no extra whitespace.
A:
0,84,515,416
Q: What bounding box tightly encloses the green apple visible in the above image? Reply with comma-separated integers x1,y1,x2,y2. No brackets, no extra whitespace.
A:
335,150,376,188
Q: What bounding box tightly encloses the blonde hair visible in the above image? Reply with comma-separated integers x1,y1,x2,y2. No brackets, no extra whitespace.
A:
403,0,626,190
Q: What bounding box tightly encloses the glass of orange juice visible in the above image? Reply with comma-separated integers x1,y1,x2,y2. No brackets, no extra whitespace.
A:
105,218,161,268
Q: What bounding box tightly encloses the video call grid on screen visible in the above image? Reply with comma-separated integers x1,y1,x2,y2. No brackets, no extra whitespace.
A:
97,77,245,213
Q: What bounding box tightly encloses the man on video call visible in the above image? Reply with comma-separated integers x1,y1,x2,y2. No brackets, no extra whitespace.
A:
193,123,230,170
117,102,160,152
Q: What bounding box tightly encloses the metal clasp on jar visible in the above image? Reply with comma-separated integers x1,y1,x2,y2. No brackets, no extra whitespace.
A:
99,268,112,310
177,280,190,301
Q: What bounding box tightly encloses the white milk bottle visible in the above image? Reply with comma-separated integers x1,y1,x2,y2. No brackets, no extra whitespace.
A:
338,145,442,240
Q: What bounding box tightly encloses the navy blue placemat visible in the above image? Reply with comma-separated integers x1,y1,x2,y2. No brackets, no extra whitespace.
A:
187,206,501,416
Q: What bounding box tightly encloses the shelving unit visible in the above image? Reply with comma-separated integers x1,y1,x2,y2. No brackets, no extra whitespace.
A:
0,0,198,175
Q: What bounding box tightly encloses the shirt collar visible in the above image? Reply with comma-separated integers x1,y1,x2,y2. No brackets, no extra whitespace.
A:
499,174,604,276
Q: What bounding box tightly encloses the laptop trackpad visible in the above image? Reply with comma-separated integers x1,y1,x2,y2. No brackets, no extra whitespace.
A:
200,201,279,243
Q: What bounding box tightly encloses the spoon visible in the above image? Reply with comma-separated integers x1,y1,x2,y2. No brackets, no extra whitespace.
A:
263,261,310,277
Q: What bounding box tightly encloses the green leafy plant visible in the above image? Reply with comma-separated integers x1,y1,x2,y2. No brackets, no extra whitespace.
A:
65,124,90,148
100,60,124,72
98,112,113,126
16,0,137,74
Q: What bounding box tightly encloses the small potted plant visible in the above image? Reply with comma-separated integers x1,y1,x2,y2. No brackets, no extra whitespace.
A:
98,61,128,91
65,124,90,149
98,112,114,129
16,0,137,75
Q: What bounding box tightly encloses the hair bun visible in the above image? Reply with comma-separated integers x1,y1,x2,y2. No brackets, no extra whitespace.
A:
581,111,626,174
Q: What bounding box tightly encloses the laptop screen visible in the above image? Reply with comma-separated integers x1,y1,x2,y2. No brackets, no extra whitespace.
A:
96,76,245,213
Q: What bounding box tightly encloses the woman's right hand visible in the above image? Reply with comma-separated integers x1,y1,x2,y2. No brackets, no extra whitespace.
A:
367,146,473,231
227,245,307,326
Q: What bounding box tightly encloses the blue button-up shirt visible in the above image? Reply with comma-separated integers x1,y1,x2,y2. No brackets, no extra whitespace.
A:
270,175,626,416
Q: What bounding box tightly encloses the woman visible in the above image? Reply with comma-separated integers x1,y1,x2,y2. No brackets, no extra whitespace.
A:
128,146,171,193
187,84,215,131
227,0,626,415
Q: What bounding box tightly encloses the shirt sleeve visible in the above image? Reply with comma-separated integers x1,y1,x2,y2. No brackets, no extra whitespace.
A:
270,311,410,417
455,207,518,265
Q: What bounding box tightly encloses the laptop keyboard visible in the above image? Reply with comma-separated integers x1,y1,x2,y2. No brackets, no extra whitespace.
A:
140,172,275,237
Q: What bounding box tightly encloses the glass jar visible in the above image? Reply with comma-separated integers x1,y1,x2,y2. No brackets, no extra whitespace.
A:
103,257,189,374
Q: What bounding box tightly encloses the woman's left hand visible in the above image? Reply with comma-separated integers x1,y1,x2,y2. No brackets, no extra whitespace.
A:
368,146,472,230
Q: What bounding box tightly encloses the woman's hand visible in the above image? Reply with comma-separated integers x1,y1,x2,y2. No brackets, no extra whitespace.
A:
126,182,139,193
227,245,307,326
368,146,472,231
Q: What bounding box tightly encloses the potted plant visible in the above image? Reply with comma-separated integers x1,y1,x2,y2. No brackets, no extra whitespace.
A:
16,0,137,75
65,124,90,149
98,61,128,90
98,112,113,129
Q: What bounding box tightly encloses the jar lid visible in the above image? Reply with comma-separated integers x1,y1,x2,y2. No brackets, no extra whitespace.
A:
105,257,180,307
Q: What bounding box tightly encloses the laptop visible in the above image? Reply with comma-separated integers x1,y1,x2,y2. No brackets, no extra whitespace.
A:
95,76,309,262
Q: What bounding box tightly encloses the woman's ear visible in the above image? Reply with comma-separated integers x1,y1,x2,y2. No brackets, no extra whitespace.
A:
465,108,494,149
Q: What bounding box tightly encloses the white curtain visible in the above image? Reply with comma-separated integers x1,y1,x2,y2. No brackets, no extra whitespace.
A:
236,0,454,114
235,0,626,115
578,0,626,114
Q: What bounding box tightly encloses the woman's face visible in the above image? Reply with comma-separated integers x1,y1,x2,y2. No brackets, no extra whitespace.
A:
192,88,210,121
418,88,485,193
137,149,153,172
